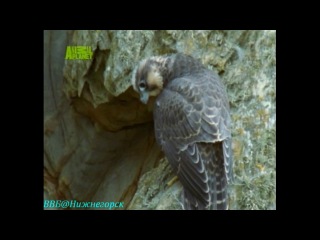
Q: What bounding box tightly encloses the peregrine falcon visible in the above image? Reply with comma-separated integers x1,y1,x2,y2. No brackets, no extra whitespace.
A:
132,53,233,210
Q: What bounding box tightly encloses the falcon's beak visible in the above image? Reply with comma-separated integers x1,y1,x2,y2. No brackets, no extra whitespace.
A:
140,91,149,104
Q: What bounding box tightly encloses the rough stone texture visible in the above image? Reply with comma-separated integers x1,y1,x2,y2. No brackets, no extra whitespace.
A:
44,30,276,210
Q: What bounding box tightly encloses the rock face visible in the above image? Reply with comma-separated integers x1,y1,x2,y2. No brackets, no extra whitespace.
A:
44,30,276,210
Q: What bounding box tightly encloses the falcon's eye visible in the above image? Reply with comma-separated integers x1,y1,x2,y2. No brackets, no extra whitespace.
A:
139,81,146,90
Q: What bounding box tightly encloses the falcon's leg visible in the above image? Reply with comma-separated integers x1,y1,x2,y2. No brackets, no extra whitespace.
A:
167,176,178,187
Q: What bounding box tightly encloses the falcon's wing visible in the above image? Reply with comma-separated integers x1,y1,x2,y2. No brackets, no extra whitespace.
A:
153,73,232,209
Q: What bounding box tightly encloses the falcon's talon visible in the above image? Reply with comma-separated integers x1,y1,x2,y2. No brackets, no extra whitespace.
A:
167,176,178,187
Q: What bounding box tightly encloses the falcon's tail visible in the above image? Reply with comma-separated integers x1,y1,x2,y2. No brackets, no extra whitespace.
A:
209,143,228,210
182,166,228,210
214,162,228,210
182,142,229,210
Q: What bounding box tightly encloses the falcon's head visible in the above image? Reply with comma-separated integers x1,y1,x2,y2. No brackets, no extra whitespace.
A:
131,57,167,104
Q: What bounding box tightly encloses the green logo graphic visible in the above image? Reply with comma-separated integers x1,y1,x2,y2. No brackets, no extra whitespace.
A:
65,46,93,60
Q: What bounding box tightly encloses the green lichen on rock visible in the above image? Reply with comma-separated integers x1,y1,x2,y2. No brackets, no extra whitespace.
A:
128,158,183,210
222,30,276,210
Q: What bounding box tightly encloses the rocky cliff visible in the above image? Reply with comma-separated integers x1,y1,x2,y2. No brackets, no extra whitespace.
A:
44,30,276,210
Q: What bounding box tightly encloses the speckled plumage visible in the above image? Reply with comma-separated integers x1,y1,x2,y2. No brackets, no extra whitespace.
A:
132,53,233,210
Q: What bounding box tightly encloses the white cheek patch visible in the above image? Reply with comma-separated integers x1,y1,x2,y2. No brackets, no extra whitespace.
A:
131,66,138,91
149,88,162,97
